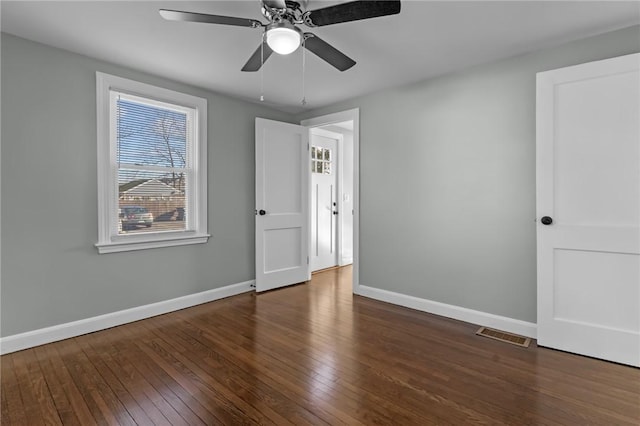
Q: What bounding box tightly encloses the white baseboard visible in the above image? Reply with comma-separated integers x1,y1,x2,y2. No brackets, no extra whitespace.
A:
355,284,537,339
0,280,254,355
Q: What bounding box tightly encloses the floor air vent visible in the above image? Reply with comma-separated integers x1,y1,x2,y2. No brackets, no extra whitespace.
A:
476,327,531,348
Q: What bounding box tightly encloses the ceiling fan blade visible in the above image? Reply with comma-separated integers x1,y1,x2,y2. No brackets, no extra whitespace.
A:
305,1,401,27
241,41,274,72
159,9,262,28
303,34,356,72
262,0,287,9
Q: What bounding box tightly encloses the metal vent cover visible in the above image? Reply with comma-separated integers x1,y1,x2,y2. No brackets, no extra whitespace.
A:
476,327,531,348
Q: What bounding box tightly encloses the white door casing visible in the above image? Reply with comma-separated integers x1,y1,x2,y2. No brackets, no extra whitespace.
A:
536,53,640,367
311,128,341,271
255,118,310,292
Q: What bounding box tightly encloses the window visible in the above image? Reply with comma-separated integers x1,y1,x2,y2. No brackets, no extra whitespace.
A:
311,145,332,174
96,72,208,253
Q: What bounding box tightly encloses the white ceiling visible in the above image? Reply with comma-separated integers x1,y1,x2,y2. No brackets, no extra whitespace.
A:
2,1,638,114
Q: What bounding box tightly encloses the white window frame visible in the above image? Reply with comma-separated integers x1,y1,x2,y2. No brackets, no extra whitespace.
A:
95,72,209,253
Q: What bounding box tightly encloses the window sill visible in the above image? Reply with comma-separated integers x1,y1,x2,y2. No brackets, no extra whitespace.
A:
96,233,210,254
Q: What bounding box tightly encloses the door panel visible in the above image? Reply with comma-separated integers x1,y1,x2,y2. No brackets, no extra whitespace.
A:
311,131,338,271
553,249,638,332
264,228,302,272
553,71,639,226
264,135,303,213
536,53,640,367
256,118,309,292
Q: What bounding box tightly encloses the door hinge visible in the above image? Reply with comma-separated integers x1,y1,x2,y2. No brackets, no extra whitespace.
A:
307,256,309,264
307,142,310,150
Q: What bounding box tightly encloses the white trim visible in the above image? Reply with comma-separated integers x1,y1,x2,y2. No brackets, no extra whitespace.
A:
96,233,210,254
355,284,537,339
95,72,208,253
0,279,254,355
301,108,360,292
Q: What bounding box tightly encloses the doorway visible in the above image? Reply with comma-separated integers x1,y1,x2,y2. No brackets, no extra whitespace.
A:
254,110,359,293
302,108,359,292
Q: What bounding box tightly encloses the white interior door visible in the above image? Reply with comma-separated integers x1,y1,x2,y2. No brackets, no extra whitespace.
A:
310,129,339,271
536,53,640,367
255,118,310,292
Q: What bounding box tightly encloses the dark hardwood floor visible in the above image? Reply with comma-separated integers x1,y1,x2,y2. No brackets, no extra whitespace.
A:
2,266,639,425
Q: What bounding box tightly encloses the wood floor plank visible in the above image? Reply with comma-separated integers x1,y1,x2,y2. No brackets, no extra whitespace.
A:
119,324,261,425
2,265,639,425
145,323,291,417
351,299,640,423
1,378,11,425
11,350,62,425
143,325,299,425
56,338,136,426
207,292,508,423
145,313,337,425
1,355,28,425
32,345,83,426
73,335,167,425
41,343,99,426
172,298,483,424
195,296,500,422
112,333,218,425
255,312,508,423
141,333,277,425
167,304,377,424
147,305,365,425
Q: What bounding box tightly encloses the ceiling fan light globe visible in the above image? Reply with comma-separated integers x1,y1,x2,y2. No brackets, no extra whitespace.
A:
266,27,301,55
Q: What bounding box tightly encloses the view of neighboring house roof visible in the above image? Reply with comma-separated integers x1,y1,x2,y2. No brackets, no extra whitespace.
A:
119,178,183,196
118,179,148,193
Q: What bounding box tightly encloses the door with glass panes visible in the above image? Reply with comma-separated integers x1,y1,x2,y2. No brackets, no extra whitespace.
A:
310,129,339,271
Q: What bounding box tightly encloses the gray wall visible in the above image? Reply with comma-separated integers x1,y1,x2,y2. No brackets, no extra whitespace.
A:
297,25,640,323
1,34,293,336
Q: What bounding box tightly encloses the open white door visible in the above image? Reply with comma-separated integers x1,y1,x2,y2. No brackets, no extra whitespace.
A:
255,118,310,292
536,53,640,367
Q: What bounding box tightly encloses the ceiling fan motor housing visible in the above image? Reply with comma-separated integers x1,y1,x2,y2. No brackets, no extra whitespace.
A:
261,1,303,24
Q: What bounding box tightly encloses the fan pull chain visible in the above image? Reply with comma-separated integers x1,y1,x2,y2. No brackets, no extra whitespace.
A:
260,31,265,102
301,36,307,106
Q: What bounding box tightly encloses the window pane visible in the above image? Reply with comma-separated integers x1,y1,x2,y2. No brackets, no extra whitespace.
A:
116,97,188,168
324,162,331,175
118,169,187,234
324,149,331,161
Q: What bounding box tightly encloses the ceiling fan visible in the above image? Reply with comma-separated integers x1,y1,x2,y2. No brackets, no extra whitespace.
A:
159,0,401,72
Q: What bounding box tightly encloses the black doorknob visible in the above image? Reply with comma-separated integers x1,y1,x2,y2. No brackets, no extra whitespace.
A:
259,210,266,216
541,216,553,225
333,211,338,215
